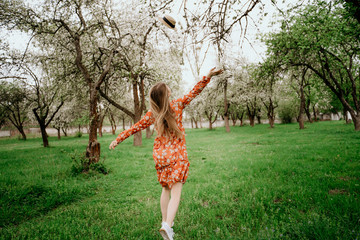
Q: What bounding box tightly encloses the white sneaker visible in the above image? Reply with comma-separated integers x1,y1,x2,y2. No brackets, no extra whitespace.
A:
159,222,174,240
162,221,174,227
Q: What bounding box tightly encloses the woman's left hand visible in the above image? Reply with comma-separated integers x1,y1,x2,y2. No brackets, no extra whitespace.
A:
109,140,119,150
207,67,224,78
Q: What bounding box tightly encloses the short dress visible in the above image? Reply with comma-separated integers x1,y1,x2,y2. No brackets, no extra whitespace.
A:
115,76,211,189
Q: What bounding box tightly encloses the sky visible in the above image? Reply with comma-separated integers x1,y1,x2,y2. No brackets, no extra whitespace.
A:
168,0,286,90
1,0,287,91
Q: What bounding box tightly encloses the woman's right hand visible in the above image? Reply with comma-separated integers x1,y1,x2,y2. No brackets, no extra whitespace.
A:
109,140,119,150
207,67,224,78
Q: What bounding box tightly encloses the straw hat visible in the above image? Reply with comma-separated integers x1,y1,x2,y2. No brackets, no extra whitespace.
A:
157,15,176,30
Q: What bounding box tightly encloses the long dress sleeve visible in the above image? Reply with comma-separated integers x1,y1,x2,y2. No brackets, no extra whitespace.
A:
177,76,211,109
115,111,154,143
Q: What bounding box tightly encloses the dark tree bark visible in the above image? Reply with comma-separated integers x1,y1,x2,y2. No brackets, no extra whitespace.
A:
237,111,244,127
98,107,107,137
313,105,318,122
344,0,360,24
0,88,28,140
299,84,306,129
247,102,257,127
263,98,277,128
231,113,237,126
256,109,262,124
192,117,199,128
32,101,64,147
56,127,61,140
205,110,218,130
109,112,116,135
61,127,68,137
7,115,27,140
305,98,313,123
223,80,231,132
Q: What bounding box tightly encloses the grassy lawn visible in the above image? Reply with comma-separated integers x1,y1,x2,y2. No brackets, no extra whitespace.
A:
0,121,359,239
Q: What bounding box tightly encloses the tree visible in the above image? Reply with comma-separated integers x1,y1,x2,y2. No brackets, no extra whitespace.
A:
256,56,282,128
264,0,360,131
179,0,261,133
342,0,360,24
0,80,30,140
199,86,222,130
24,63,65,147
97,1,183,145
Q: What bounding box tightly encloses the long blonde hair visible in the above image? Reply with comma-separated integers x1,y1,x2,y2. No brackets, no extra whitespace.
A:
149,82,182,139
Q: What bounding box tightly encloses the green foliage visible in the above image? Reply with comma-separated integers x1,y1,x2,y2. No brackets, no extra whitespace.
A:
278,101,297,124
70,150,109,176
74,131,82,138
263,0,360,130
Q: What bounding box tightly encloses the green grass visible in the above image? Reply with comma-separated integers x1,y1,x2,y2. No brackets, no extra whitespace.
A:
0,121,359,239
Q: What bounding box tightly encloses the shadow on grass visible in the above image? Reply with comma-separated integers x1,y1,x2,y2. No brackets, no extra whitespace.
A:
0,176,98,227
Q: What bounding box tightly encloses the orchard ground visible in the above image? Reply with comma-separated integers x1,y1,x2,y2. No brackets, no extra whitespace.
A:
0,121,359,239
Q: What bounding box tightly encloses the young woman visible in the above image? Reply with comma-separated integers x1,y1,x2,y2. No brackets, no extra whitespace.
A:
109,67,223,240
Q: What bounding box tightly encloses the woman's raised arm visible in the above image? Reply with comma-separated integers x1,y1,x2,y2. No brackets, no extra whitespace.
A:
178,67,224,109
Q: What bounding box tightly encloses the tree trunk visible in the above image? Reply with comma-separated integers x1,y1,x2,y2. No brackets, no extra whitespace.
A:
249,116,255,127
247,105,256,127
257,115,261,124
110,119,116,135
86,88,100,163
344,109,351,124
191,118,194,128
18,127,27,140
109,113,116,135
313,105,318,122
209,119,213,130
194,118,198,128
265,99,276,128
238,112,244,127
146,126,152,138
267,107,275,128
57,128,61,140
299,84,305,130
61,127,68,137
40,123,49,147
223,80,230,132
231,113,236,126
132,77,143,146
269,118,275,128
133,114,142,146
305,99,313,123
257,108,261,124
98,120,103,137
349,111,360,131
353,116,360,131
122,118,125,130
98,114,105,137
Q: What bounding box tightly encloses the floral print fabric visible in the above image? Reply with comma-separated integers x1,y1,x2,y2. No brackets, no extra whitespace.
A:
115,76,211,189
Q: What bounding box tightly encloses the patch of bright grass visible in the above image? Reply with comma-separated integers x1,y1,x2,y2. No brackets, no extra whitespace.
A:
0,121,359,239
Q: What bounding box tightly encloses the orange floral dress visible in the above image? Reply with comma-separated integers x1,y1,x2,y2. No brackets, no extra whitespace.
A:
115,76,211,189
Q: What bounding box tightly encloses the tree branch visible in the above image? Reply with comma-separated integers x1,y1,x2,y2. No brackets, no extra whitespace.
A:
98,89,135,119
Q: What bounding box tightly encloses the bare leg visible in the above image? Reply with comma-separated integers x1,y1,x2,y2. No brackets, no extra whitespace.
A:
160,186,171,222
165,182,183,227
